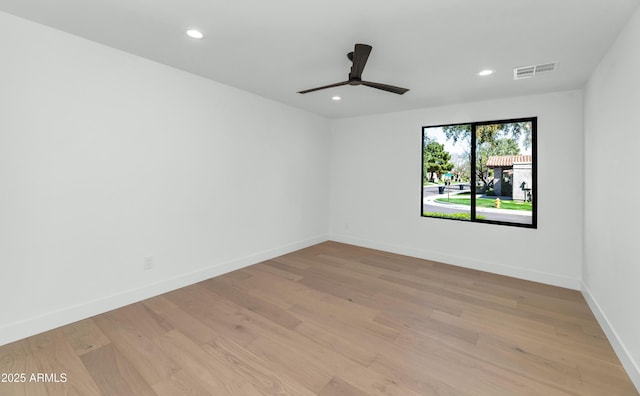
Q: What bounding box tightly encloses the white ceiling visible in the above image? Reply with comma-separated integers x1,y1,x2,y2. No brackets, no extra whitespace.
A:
1,0,638,118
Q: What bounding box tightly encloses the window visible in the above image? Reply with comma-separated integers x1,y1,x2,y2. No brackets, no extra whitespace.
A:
421,117,537,228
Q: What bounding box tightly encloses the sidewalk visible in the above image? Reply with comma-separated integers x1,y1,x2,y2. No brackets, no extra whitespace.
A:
423,193,532,217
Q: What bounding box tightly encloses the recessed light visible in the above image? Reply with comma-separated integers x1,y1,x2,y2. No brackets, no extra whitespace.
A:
332,96,341,101
477,69,494,76
186,29,204,39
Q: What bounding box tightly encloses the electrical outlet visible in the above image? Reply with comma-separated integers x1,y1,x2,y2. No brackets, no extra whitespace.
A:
143,256,154,270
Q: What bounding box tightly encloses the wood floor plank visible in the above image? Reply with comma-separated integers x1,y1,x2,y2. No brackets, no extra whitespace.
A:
269,254,312,270
202,336,316,396
318,377,369,396
370,353,473,396
294,320,378,367
0,241,636,395
80,343,155,396
27,329,102,396
153,329,261,396
60,319,111,356
92,311,180,387
141,294,180,314
0,339,29,366
288,302,400,359
200,276,303,330
245,260,304,281
392,329,578,396
0,349,47,396
143,299,219,345
151,369,213,396
165,284,262,347
245,335,333,394
116,302,174,338
431,306,627,388
473,334,628,396
458,307,620,364
333,363,425,396
374,309,480,347
241,304,422,396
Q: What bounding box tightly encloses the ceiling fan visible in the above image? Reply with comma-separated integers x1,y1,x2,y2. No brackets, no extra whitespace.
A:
298,43,409,95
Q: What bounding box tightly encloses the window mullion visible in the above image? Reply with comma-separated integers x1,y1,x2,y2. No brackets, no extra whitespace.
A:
470,123,477,221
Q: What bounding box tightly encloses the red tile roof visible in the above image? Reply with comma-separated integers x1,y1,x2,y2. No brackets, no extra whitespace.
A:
486,155,532,167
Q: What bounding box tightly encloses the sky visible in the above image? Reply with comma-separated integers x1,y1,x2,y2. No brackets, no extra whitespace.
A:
424,127,466,155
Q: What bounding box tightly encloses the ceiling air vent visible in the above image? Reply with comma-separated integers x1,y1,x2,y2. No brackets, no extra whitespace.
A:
514,65,535,80
514,62,558,80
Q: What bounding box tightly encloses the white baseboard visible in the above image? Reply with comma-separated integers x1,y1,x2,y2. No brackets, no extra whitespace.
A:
329,233,581,290
581,282,640,393
0,234,328,347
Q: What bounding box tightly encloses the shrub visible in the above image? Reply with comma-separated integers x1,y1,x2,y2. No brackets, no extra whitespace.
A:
423,212,486,220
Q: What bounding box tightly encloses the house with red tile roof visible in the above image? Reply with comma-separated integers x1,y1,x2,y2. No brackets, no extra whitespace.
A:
486,155,533,201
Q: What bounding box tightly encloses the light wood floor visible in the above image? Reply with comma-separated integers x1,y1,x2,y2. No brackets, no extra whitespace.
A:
1,241,637,395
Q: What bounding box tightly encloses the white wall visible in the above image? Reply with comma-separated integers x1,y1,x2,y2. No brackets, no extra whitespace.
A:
0,11,330,346
329,91,584,289
583,6,640,389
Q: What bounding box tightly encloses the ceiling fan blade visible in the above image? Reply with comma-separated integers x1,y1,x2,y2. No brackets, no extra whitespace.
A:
361,81,409,95
298,81,349,94
349,44,372,80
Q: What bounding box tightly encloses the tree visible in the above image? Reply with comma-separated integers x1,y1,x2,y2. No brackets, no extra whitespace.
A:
442,122,532,149
424,141,454,183
451,152,471,182
487,138,521,156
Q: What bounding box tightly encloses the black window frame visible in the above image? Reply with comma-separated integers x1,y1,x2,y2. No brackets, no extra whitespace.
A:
421,117,537,229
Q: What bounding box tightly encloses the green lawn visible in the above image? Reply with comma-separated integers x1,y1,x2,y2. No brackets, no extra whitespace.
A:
434,197,532,211
423,212,487,220
423,181,469,187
